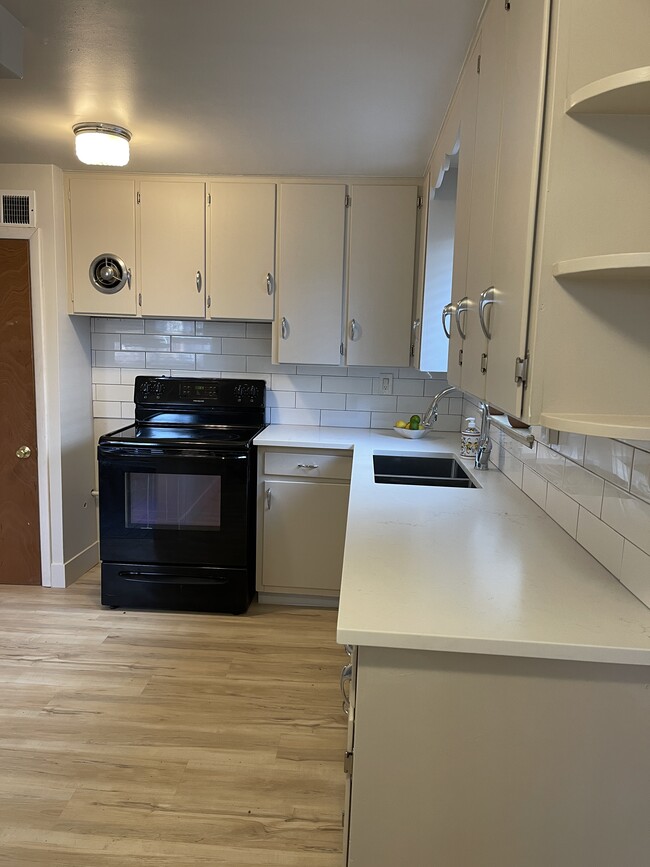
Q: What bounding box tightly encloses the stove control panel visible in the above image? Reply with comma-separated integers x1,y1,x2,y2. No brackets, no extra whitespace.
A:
134,376,265,407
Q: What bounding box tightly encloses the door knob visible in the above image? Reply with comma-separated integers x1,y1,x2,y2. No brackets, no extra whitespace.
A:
16,445,31,459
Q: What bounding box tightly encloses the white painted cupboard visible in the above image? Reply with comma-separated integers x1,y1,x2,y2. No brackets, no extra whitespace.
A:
207,181,276,321
256,447,351,600
137,179,206,319
66,177,137,316
344,645,650,867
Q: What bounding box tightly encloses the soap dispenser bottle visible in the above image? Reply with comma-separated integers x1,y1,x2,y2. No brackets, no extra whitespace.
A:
460,417,480,459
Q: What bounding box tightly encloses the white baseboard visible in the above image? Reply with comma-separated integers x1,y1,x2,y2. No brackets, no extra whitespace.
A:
62,541,99,587
257,591,339,609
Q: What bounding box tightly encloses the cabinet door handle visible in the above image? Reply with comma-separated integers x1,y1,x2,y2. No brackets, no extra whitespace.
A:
349,318,359,340
265,488,271,509
126,268,132,290
281,316,289,339
455,296,470,341
266,272,274,295
196,270,202,293
441,302,456,339
479,286,495,340
340,663,352,715
297,463,319,469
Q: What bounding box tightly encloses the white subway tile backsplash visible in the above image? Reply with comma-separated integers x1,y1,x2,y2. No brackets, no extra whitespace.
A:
146,352,195,369
91,333,121,351
546,486,579,538
296,364,347,376
296,392,346,410
601,483,650,557
270,407,320,425
92,367,119,384
522,466,548,510
266,390,296,409
92,317,144,333
196,321,247,337
549,432,586,464
144,319,196,335
321,410,371,428
347,394,397,412
631,448,650,505
576,507,624,577
584,437,633,490
171,335,222,354
370,412,402,429
221,337,271,356
121,403,135,419
245,322,272,338
94,384,133,402
323,376,372,394
95,350,146,368
391,378,425,396
535,443,566,486
93,400,123,418
560,463,604,516
272,374,321,392
120,368,170,384
196,354,247,372
247,358,297,374
619,541,650,608
121,334,171,352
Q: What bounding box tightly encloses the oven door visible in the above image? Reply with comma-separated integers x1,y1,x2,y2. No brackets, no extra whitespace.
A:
98,446,251,567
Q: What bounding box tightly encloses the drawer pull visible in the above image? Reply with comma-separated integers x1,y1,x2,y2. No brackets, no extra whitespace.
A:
297,463,319,469
340,663,352,715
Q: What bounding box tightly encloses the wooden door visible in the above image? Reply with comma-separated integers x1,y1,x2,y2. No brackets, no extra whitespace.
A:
276,183,346,365
138,180,206,318
0,240,41,584
346,185,418,367
208,182,276,321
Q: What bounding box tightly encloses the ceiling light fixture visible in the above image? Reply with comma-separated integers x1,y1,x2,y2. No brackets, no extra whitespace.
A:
73,122,131,166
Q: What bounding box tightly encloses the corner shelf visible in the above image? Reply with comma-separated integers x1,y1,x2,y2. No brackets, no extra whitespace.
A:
565,66,650,115
552,253,650,281
540,413,650,440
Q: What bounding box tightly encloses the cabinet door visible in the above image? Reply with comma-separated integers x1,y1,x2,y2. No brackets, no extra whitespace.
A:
261,480,349,594
67,177,137,316
346,185,418,367
459,0,506,401
276,184,346,365
138,180,205,318
484,0,550,416
208,182,275,321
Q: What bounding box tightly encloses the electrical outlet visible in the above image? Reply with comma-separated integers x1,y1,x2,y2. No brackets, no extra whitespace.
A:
379,373,393,395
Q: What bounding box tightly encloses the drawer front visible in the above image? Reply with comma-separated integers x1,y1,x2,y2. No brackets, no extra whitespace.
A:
264,450,352,480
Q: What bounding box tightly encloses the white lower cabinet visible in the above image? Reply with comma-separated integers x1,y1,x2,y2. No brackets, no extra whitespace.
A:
344,646,650,867
257,448,351,599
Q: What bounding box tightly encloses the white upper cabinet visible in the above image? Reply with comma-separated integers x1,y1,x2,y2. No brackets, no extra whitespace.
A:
207,181,276,321
137,180,206,319
67,177,137,316
275,183,346,365
345,185,418,368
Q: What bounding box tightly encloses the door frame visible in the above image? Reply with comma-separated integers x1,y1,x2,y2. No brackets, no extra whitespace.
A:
0,227,52,586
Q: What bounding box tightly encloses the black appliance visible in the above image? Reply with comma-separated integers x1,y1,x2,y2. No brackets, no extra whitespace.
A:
97,376,266,614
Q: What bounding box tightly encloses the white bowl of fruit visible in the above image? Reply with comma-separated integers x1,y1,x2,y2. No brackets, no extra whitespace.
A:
393,415,427,438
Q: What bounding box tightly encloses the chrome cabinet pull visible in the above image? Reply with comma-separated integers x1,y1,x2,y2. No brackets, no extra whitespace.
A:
297,463,319,469
196,270,202,293
479,286,495,339
340,663,352,715
126,268,132,289
281,316,289,339
266,273,274,295
455,296,470,341
441,302,456,339
349,318,359,340
265,488,271,509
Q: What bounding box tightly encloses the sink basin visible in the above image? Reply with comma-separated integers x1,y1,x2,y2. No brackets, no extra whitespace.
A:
373,454,477,488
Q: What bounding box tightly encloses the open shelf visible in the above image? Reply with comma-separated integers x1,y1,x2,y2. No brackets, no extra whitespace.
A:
566,67,650,115
552,253,650,281
540,413,650,440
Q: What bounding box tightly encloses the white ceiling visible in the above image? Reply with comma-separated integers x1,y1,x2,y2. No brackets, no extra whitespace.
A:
0,0,484,177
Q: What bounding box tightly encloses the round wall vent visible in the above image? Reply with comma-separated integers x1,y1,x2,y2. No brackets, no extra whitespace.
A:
89,254,129,294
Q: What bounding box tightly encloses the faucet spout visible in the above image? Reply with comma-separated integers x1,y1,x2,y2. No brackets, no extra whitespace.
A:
422,385,456,428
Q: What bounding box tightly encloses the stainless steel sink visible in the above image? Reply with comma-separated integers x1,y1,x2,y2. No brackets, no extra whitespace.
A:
373,454,477,488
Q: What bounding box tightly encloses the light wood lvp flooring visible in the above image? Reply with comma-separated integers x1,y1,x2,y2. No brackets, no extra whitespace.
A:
0,566,347,866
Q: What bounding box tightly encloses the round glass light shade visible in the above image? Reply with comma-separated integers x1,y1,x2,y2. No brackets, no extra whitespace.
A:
73,124,131,166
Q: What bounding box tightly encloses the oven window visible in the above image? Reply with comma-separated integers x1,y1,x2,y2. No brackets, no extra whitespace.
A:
126,472,222,530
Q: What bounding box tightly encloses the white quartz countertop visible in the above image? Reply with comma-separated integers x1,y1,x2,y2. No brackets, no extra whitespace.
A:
254,426,650,665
